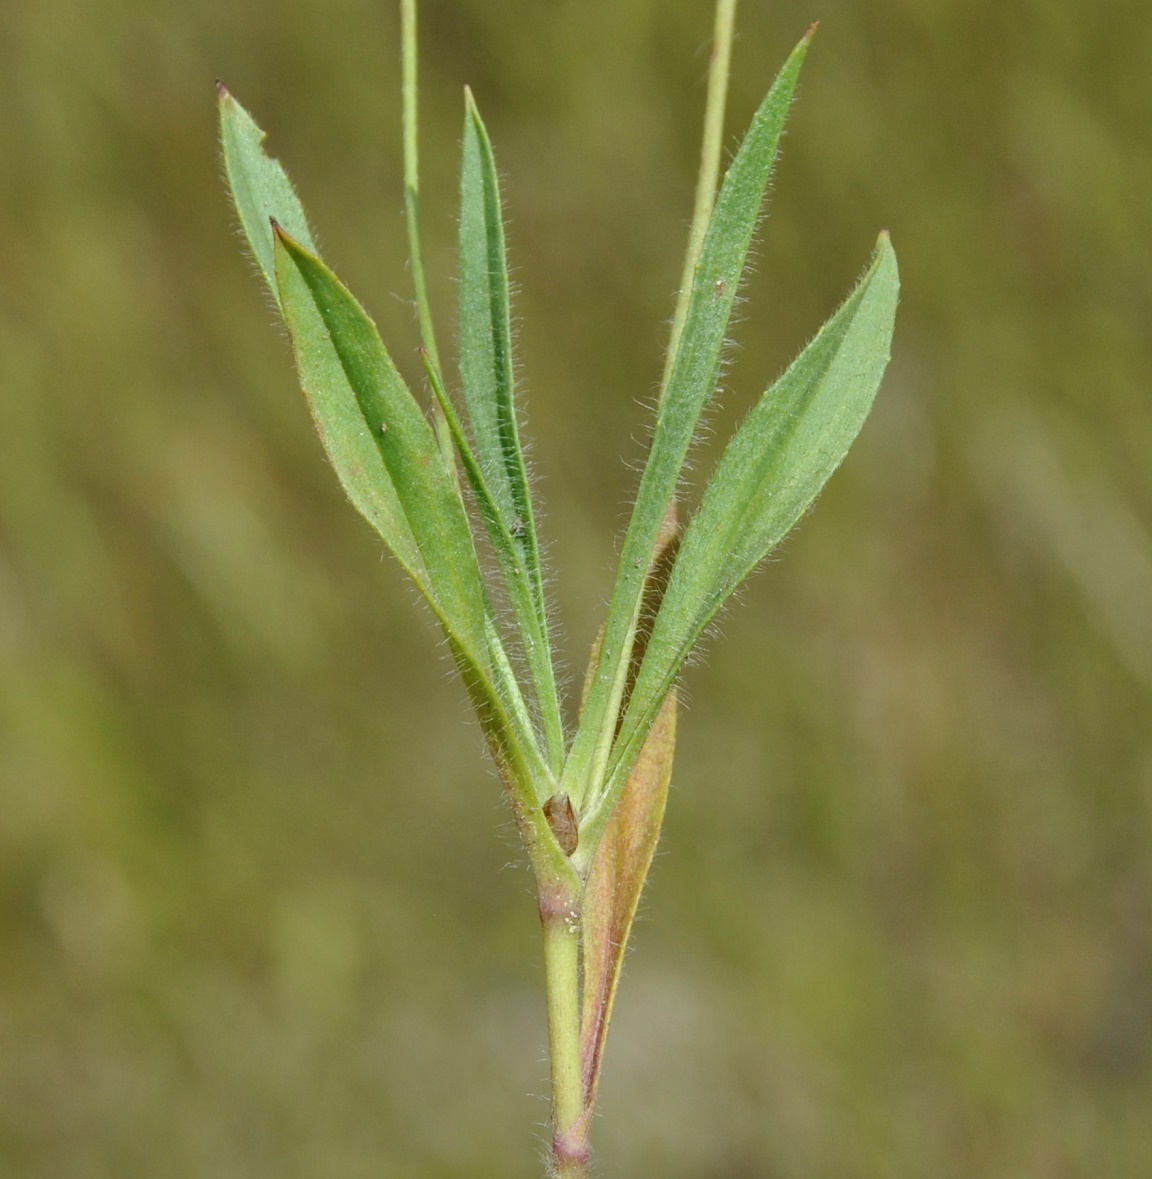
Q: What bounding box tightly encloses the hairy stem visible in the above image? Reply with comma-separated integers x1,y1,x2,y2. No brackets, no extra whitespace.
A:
551,3,737,1175
540,885,589,1179
541,11,740,1173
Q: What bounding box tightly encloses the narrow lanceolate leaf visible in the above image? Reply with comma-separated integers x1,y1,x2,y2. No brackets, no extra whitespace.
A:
458,90,537,560
218,88,422,576
562,28,815,809
599,233,899,815
272,226,489,659
220,91,573,889
459,90,562,768
422,351,562,761
271,228,561,825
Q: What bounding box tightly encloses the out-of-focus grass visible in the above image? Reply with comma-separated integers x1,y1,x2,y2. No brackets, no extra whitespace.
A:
1,0,1150,1175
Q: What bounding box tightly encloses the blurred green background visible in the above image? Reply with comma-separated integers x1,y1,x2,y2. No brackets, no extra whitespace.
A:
2,0,1150,1175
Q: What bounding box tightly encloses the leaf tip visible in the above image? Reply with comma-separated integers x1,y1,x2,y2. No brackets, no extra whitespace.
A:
269,218,302,253
270,218,301,259
865,231,898,287
803,19,820,42
215,78,230,100
463,85,484,128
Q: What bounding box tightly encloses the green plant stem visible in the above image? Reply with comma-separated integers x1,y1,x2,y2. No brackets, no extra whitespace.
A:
540,886,588,1179
543,21,743,1170
662,0,738,391
400,0,454,463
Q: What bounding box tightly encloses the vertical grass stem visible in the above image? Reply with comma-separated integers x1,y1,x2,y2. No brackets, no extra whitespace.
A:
662,0,738,391
401,0,454,463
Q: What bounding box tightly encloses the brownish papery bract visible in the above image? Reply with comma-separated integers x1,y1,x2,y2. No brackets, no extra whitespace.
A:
580,687,676,1106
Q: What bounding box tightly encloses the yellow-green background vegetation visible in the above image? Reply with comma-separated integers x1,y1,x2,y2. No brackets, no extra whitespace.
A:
2,0,1150,1175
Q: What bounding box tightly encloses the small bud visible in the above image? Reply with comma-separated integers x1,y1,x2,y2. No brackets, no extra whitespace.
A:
543,793,579,855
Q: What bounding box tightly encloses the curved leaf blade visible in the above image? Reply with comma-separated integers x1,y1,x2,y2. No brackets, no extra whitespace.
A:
218,90,423,575
606,233,899,802
273,225,490,660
